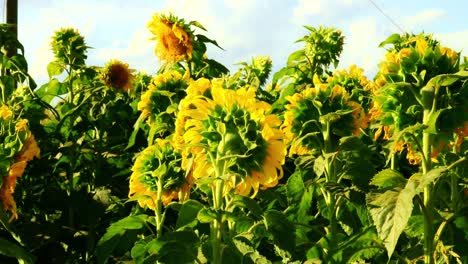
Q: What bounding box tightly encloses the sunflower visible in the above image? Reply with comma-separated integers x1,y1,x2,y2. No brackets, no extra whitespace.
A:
281,70,369,156
101,59,135,92
175,78,286,197
137,71,189,129
128,139,190,210
148,13,193,63
370,33,463,166
0,135,40,221
51,28,87,66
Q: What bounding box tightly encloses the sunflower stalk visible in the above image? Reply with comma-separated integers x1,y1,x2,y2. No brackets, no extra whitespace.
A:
422,94,435,264
321,120,338,263
155,175,164,238
211,159,226,264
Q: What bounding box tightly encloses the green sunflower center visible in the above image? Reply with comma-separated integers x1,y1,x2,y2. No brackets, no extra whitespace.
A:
139,147,185,193
201,103,268,177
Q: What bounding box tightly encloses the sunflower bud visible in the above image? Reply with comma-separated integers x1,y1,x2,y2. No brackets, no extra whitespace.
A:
51,28,88,67
251,56,272,87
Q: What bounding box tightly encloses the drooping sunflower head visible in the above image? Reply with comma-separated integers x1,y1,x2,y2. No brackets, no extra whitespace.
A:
375,33,459,88
51,28,88,66
129,139,190,210
175,78,286,197
302,26,344,75
148,13,193,63
101,59,135,92
371,33,462,143
281,75,368,156
137,70,189,129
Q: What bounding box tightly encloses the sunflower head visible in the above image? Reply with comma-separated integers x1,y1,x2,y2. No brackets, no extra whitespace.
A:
148,13,193,63
302,26,344,75
175,78,286,197
101,59,135,92
137,71,189,131
51,28,88,66
129,139,190,210
282,71,369,156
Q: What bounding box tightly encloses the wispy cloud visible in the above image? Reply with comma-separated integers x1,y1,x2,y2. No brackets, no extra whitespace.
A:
403,8,446,31
17,0,468,85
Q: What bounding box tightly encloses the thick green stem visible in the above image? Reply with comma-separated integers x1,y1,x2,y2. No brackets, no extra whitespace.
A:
322,121,338,263
211,159,225,264
155,176,164,238
328,194,338,263
211,179,224,264
422,109,434,264
67,164,74,230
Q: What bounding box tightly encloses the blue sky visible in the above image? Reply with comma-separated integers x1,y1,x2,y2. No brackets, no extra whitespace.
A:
2,0,467,84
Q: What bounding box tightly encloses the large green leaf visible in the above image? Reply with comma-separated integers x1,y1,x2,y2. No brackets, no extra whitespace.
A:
263,210,296,253
366,176,418,258
176,199,203,230
35,78,66,104
370,169,407,189
154,231,199,264
233,236,270,264
95,214,149,264
0,237,35,264
297,185,314,224
286,171,305,204
47,60,65,78
230,195,263,218
378,33,400,47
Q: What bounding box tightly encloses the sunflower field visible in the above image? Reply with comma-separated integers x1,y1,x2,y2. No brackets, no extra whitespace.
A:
0,11,467,264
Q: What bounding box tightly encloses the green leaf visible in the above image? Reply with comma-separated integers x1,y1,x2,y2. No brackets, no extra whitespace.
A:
230,195,263,217
313,155,326,177
286,171,305,204
405,214,424,239
47,60,65,78
189,20,207,31
176,199,203,230
0,75,15,99
263,210,295,253
370,169,407,189
287,49,305,67
425,109,445,134
233,237,271,264
197,207,218,223
272,67,295,85
366,176,419,259
415,166,446,193
378,33,400,48
297,185,314,224
0,237,35,264
432,74,460,87
35,78,66,104
196,34,224,50
157,231,199,264
95,215,149,264
337,136,376,191
271,83,296,111
340,227,383,263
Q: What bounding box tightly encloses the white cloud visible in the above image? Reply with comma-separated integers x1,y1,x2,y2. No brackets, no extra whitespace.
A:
435,30,468,56
403,9,446,31
339,17,388,77
292,0,322,25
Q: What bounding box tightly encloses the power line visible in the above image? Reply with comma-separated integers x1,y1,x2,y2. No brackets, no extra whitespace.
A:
367,0,405,33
